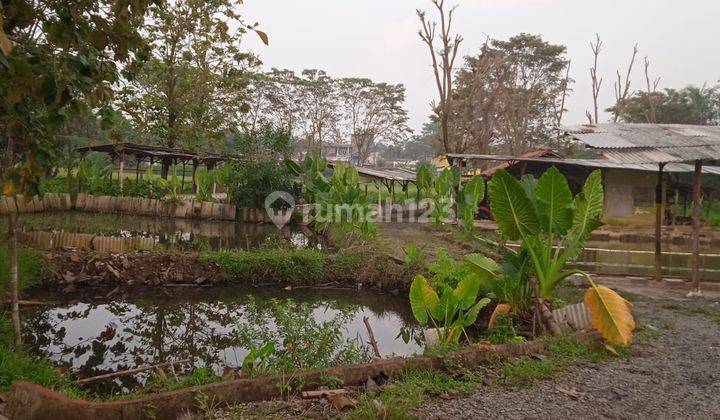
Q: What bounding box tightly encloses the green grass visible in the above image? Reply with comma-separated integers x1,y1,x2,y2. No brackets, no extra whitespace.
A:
350,370,476,419
0,243,48,293
203,249,326,283
494,337,611,388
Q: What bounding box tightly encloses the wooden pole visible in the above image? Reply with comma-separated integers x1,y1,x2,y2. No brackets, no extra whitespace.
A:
118,151,125,194
136,159,141,181
192,159,198,194
74,358,191,385
690,160,702,296
654,163,665,281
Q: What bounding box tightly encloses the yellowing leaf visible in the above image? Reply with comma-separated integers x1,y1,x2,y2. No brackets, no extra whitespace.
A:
604,344,620,357
3,180,15,196
254,30,269,46
488,303,511,329
584,285,635,347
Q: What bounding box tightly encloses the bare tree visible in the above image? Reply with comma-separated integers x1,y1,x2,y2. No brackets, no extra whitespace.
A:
417,0,463,153
644,57,661,123
552,60,572,136
612,44,639,122
588,34,603,124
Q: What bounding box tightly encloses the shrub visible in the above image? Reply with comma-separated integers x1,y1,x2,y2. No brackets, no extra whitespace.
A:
204,249,325,283
225,162,293,209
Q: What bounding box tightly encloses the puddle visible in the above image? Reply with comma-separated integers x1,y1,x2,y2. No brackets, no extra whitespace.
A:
20,287,421,396
10,211,322,251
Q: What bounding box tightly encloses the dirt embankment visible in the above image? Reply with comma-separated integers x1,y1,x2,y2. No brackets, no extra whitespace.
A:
47,251,224,293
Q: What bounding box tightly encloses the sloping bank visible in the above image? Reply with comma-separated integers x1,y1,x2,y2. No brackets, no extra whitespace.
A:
5,332,601,420
46,247,414,292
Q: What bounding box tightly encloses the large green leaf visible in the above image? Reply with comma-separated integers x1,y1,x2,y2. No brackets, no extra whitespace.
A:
489,169,539,241
453,275,481,310
460,175,485,206
464,298,491,326
416,164,434,193
535,166,573,235
563,170,604,260
462,253,500,283
409,275,439,324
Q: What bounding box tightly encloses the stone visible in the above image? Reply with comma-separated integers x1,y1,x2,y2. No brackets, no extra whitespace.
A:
365,378,381,397
423,328,440,347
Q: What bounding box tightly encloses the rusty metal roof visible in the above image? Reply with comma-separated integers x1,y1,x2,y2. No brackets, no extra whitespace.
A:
446,153,720,176
563,124,720,164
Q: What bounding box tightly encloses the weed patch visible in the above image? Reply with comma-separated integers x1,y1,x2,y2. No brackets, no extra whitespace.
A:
0,244,48,293
494,337,610,388
350,370,476,419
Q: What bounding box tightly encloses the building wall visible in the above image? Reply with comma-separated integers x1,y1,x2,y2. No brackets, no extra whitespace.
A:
602,168,660,226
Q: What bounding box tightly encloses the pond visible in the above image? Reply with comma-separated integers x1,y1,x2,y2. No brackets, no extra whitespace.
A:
11,211,321,252
20,287,422,396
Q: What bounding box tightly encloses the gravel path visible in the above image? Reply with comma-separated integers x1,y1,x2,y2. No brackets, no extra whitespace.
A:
415,297,720,419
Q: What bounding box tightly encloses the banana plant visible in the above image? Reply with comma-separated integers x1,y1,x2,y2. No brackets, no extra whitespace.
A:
488,167,635,346
409,274,491,344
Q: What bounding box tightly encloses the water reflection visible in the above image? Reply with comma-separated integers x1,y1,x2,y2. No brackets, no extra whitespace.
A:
12,211,322,251
21,288,421,395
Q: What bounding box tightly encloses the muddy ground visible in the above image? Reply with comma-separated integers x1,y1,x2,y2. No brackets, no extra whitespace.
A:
205,281,720,419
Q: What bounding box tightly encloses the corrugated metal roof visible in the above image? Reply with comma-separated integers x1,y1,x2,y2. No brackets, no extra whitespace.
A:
327,163,416,182
446,153,720,176
563,123,720,164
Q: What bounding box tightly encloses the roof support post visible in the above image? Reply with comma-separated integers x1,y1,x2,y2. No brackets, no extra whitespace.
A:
192,159,199,194
118,151,125,195
689,160,703,296
654,163,665,281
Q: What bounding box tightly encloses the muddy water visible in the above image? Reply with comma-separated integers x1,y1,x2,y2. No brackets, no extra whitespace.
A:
13,211,321,251
20,287,421,396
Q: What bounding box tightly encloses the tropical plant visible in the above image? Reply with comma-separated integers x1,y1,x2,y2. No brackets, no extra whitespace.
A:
194,168,214,202
240,341,276,377
77,160,114,195
225,161,293,209
314,163,376,235
285,156,330,203
463,251,533,314
409,274,491,344
163,174,184,205
480,167,635,346
415,166,459,224
456,175,485,233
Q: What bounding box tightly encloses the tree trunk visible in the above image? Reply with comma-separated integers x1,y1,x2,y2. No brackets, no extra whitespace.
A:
9,211,21,348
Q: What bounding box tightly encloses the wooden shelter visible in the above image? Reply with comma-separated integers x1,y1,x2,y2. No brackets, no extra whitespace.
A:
77,143,226,192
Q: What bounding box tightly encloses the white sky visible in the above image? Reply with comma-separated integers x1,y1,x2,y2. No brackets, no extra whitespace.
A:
240,0,720,133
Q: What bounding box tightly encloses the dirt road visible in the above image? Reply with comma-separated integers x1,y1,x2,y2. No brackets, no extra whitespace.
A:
416,293,720,419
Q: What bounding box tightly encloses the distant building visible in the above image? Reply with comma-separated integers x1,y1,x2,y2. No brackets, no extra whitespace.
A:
321,142,378,166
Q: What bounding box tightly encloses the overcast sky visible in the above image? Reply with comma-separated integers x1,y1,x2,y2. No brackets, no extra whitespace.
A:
240,0,720,133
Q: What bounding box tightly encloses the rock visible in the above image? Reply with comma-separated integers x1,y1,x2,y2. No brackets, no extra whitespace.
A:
423,328,440,347
195,277,206,285
365,377,381,397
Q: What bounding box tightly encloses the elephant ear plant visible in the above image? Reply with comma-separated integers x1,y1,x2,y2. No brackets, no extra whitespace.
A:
409,274,491,344
473,167,635,347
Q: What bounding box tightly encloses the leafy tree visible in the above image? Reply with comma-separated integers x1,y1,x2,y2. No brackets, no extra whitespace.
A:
608,84,720,125
1,0,153,347
119,0,265,154
450,34,570,155
337,78,411,165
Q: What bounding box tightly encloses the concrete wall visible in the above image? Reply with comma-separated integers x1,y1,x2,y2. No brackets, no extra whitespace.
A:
602,169,660,226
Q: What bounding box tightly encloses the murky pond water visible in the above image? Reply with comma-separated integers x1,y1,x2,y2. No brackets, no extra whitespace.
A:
13,211,321,251
20,287,421,396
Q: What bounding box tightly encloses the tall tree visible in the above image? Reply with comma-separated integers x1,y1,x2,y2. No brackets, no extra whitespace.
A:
587,34,603,124
296,69,341,157
491,34,569,154
417,0,462,154
611,44,639,123
337,78,410,165
1,0,152,347
119,0,265,153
